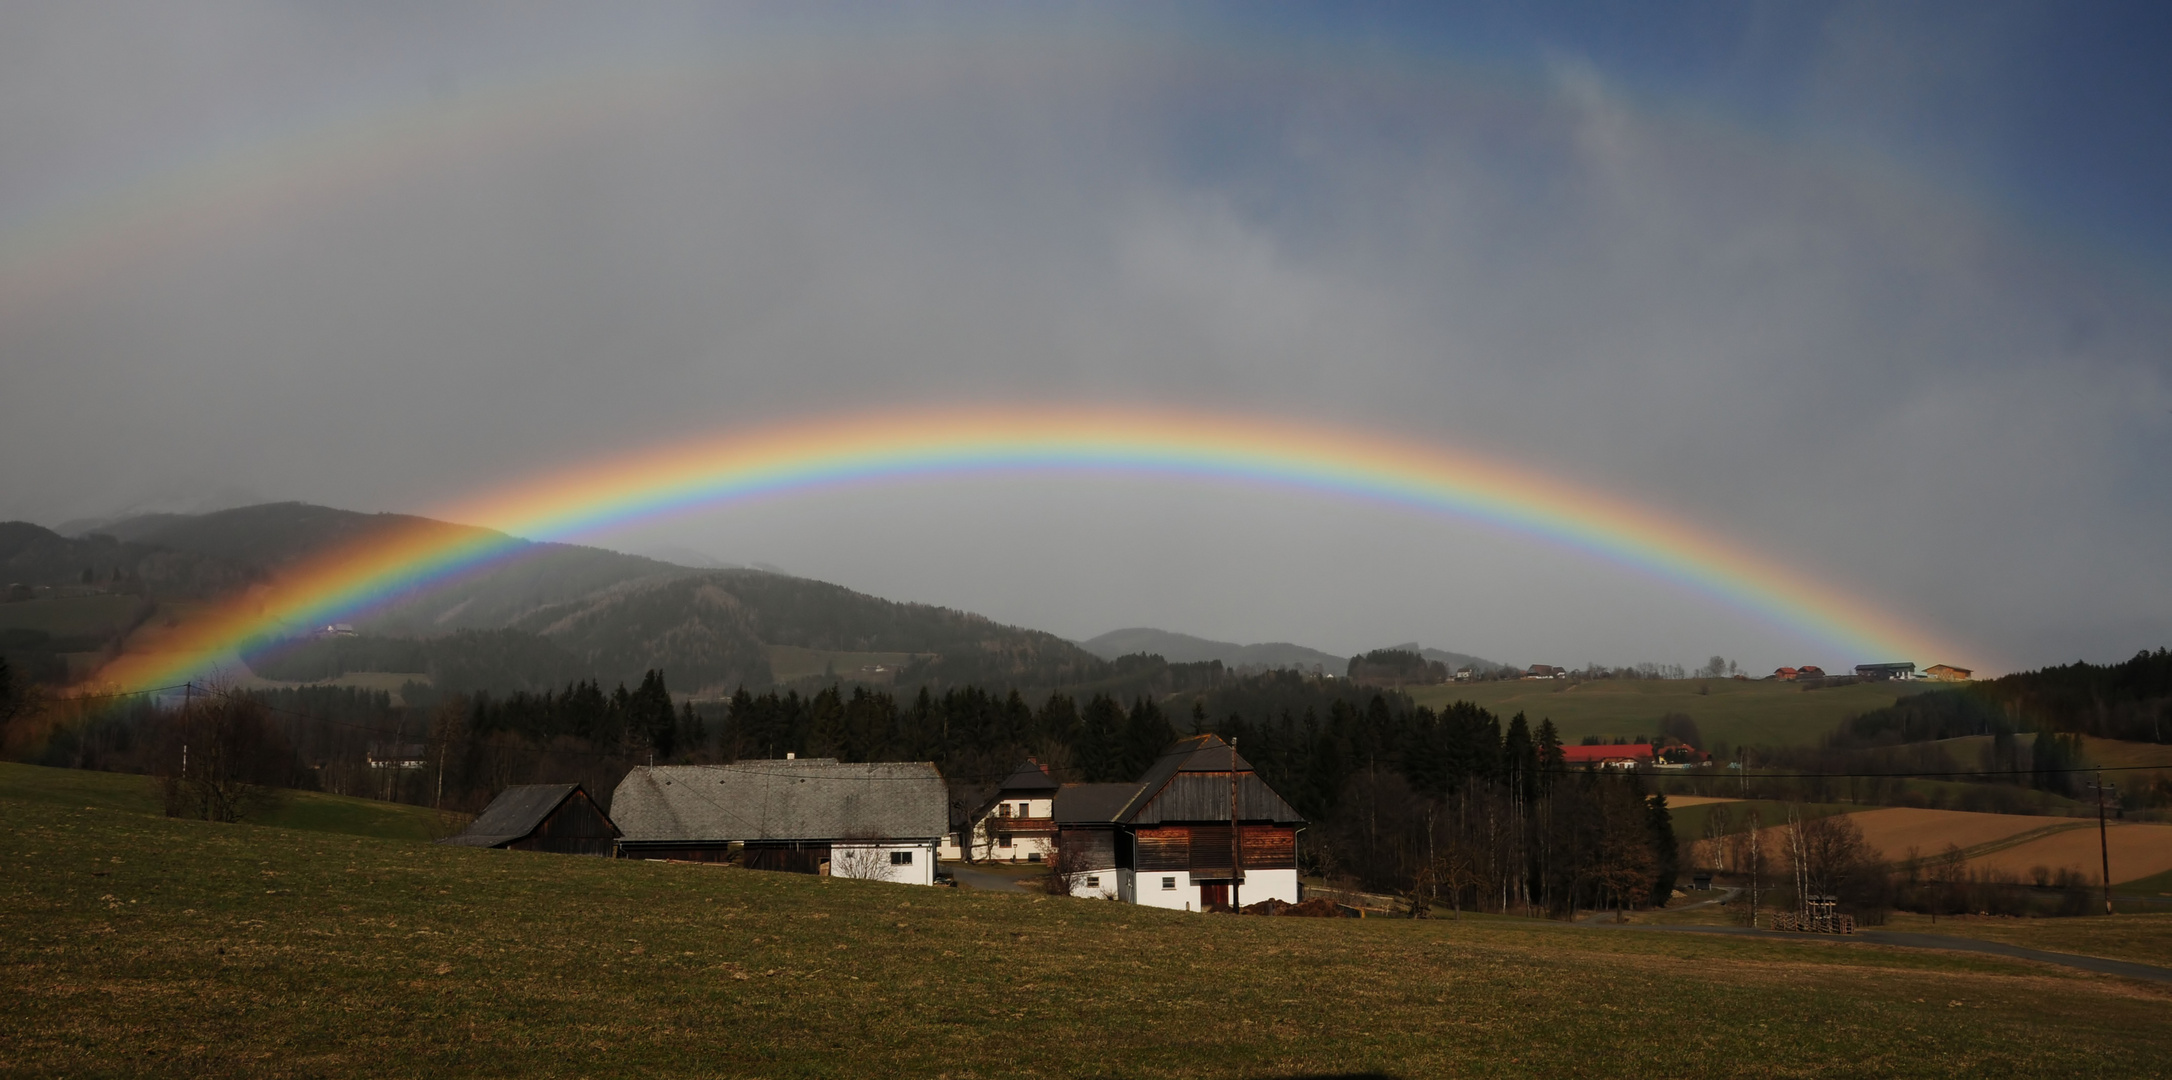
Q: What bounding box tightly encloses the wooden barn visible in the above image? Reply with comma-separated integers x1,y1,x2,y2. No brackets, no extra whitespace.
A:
1054,734,1305,911
437,783,620,856
611,759,948,885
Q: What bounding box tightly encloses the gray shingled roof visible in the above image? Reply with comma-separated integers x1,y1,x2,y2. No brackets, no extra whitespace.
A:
1053,782,1141,824
612,761,948,843
439,783,606,848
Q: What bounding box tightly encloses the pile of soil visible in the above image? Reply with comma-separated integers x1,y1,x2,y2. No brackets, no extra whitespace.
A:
1239,896,1346,918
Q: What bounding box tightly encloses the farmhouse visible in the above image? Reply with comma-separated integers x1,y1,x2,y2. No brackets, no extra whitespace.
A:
1855,662,1917,680
1560,744,1655,769
938,758,1059,863
1924,664,1974,682
1052,734,1305,912
611,759,947,885
437,783,619,856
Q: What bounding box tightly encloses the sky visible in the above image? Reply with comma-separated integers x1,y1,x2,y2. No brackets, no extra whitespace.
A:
2,1,2169,674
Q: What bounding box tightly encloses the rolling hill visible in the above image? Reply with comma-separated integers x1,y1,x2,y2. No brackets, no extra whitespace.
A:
1079,627,1347,669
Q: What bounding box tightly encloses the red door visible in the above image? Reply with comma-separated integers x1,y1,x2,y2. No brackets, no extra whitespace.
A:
1200,882,1229,909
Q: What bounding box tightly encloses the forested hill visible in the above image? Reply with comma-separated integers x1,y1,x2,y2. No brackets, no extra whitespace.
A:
1980,648,2172,743
104,503,689,631
1080,627,1347,670
510,570,1111,696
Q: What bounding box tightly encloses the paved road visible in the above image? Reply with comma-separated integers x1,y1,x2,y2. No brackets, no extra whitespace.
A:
1607,921,2172,984
946,864,1034,892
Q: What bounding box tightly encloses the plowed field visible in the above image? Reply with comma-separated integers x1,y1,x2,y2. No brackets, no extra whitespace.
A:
1964,823,2172,884
1844,807,2083,860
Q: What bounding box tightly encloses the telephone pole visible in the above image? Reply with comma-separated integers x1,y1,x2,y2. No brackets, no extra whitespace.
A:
1228,736,1242,911
2088,772,2117,916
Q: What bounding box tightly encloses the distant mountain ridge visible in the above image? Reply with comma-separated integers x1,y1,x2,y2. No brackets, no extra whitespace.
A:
1082,627,1503,675
8,502,1109,696
1079,627,1346,670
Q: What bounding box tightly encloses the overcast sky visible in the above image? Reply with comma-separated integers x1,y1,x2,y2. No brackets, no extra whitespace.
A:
3,2,2168,674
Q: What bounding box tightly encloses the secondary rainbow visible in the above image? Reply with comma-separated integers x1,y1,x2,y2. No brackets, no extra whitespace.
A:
94,406,1970,694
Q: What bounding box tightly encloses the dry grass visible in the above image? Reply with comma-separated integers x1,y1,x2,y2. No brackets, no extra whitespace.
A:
1964,824,2172,884
6,778,2172,1078
1845,808,2086,862
1879,912,2172,969
1665,795,1743,808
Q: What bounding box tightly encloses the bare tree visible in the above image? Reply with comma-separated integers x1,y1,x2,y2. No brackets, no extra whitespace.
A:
1038,829,1091,896
156,687,292,823
828,837,895,882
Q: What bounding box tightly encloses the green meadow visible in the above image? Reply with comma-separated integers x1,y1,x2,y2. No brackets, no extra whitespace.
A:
0,762,454,842
1409,677,1931,750
5,766,2170,1078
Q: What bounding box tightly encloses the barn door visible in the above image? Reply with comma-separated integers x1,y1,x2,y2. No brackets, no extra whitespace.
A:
1199,882,1229,910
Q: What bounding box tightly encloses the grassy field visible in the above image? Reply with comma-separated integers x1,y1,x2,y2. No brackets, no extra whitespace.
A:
7,777,2172,1077
1876,912,2172,969
1407,677,1929,750
0,762,456,842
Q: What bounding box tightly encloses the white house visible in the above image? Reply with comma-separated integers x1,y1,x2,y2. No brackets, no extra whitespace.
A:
939,758,1060,863
611,759,947,886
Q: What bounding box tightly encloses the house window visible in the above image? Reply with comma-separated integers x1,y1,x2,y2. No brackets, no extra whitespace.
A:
1027,852,1042,863
999,804,1012,818
1017,802,1030,817
890,851,913,866
1161,876,1176,890
998,833,1013,848
1086,875,1101,888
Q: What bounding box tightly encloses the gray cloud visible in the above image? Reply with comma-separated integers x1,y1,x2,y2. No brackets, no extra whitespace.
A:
3,4,2166,672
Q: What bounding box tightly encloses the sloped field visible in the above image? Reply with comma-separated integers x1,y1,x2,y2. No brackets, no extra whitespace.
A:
1846,807,2085,861
7,770,2172,1078
1965,824,2172,884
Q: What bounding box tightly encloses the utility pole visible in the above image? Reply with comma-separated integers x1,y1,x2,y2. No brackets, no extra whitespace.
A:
2088,772,2117,916
1228,736,1242,912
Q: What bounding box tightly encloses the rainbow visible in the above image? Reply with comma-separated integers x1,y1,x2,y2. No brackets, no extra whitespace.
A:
93,406,1972,694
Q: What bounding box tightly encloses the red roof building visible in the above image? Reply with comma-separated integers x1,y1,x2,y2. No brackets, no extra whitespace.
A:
1560,744,1655,768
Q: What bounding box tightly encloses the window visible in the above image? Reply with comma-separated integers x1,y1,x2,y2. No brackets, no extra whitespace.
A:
998,833,1013,848
1017,802,1030,817
999,804,1012,818
1085,875,1101,888
890,850,913,866
1027,852,1042,863
1161,876,1176,890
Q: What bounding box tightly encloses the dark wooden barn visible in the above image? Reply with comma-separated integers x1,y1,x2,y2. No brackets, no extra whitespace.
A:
1053,734,1305,910
438,783,620,856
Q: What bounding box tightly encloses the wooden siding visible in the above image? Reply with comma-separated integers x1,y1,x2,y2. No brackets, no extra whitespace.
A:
1129,773,1302,825
620,843,733,863
1240,826,1296,869
506,790,618,856
1189,825,1234,874
1057,826,1118,871
1134,827,1190,872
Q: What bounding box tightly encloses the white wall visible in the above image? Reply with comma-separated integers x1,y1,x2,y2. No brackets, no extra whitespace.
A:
1122,869,1301,911
1232,869,1299,907
827,842,937,886
1068,869,1122,901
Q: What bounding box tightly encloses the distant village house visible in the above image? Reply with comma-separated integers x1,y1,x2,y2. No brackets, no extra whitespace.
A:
1924,664,1974,682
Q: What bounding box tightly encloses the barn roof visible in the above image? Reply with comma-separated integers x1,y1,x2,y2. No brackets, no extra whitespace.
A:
612,761,947,844
1115,734,1304,825
1053,782,1142,824
439,783,612,848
